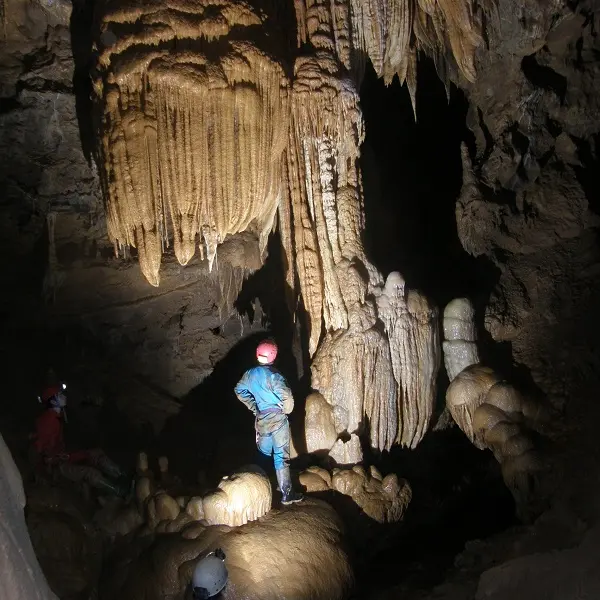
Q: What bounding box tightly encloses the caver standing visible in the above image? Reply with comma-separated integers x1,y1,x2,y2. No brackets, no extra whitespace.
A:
234,339,303,505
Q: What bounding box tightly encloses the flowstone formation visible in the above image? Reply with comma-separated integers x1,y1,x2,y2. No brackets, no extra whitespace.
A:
96,454,354,600
442,298,551,518
92,0,289,286
282,1,445,454
300,464,412,524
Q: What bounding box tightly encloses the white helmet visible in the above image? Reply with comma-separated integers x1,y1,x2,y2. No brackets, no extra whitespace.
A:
192,549,228,599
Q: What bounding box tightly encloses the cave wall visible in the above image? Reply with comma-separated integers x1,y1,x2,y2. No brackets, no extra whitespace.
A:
458,0,600,408
0,0,265,415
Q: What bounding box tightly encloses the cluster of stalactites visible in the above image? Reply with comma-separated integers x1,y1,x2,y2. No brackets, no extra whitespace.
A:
294,0,485,116
93,0,289,286
281,46,367,356
281,2,441,452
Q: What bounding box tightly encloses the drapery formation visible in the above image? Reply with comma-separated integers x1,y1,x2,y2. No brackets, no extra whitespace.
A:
93,0,490,454
93,0,289,286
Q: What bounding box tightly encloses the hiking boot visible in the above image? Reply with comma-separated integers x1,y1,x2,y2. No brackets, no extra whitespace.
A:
276,466,304,505
281,488,304,505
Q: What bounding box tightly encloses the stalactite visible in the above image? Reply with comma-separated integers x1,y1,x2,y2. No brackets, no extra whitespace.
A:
93,1,290,286
294,0,487,115
284,45,365,354
286,1,441,453
212,231,263,320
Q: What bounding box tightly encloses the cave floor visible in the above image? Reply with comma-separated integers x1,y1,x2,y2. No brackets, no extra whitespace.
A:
2,328,598,600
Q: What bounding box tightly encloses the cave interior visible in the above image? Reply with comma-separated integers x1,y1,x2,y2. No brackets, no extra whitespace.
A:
1,1,600,600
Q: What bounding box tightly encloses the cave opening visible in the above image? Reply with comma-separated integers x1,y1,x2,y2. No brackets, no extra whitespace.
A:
359,58,497,309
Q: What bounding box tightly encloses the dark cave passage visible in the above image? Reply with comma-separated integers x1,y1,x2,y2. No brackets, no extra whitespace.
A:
359,59,499,310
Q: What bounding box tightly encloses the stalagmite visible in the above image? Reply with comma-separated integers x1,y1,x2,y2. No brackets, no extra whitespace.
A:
147,491,182,529
135,451,155,513
304,392,338,454
376,272,441,447
472,397,545,519
443,298,550,519
299,464,412,524
112,458,274,537
446,361,501,446
93,0,289,286
443,297,480,381
307,272,440,452
329,433,364,465
202,466,272,527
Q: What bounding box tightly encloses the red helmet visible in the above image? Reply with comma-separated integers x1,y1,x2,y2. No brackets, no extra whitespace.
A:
41,385,61,403
256,340,277,365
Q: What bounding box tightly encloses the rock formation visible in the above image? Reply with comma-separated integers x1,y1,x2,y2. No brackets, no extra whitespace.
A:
93,455,354,600
443,296,479,381
0,433,58,600
300,464,412,524
92,0,289,287
283,3,442,453
304,392,338,454
202,466,272,527
92,0,443,458
101,498,354,600
2,1,600,599
122,455,272,534
293,0,485,112
443,298,550,517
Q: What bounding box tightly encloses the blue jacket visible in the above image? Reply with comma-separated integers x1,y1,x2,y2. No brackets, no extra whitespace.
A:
234,366,294,435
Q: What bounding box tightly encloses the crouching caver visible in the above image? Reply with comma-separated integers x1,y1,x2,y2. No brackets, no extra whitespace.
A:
31,384,131,498
234,340,303,505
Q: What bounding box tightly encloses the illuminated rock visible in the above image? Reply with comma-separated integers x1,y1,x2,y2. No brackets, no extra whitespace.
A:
93,0,289,285
300,464,412,524
443,297,551,518
304,392,337,454
101,499,354,600
203,466,272,527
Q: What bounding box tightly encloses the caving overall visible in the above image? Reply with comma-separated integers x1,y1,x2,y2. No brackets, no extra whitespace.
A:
33,407,130,498
234,365,303,504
